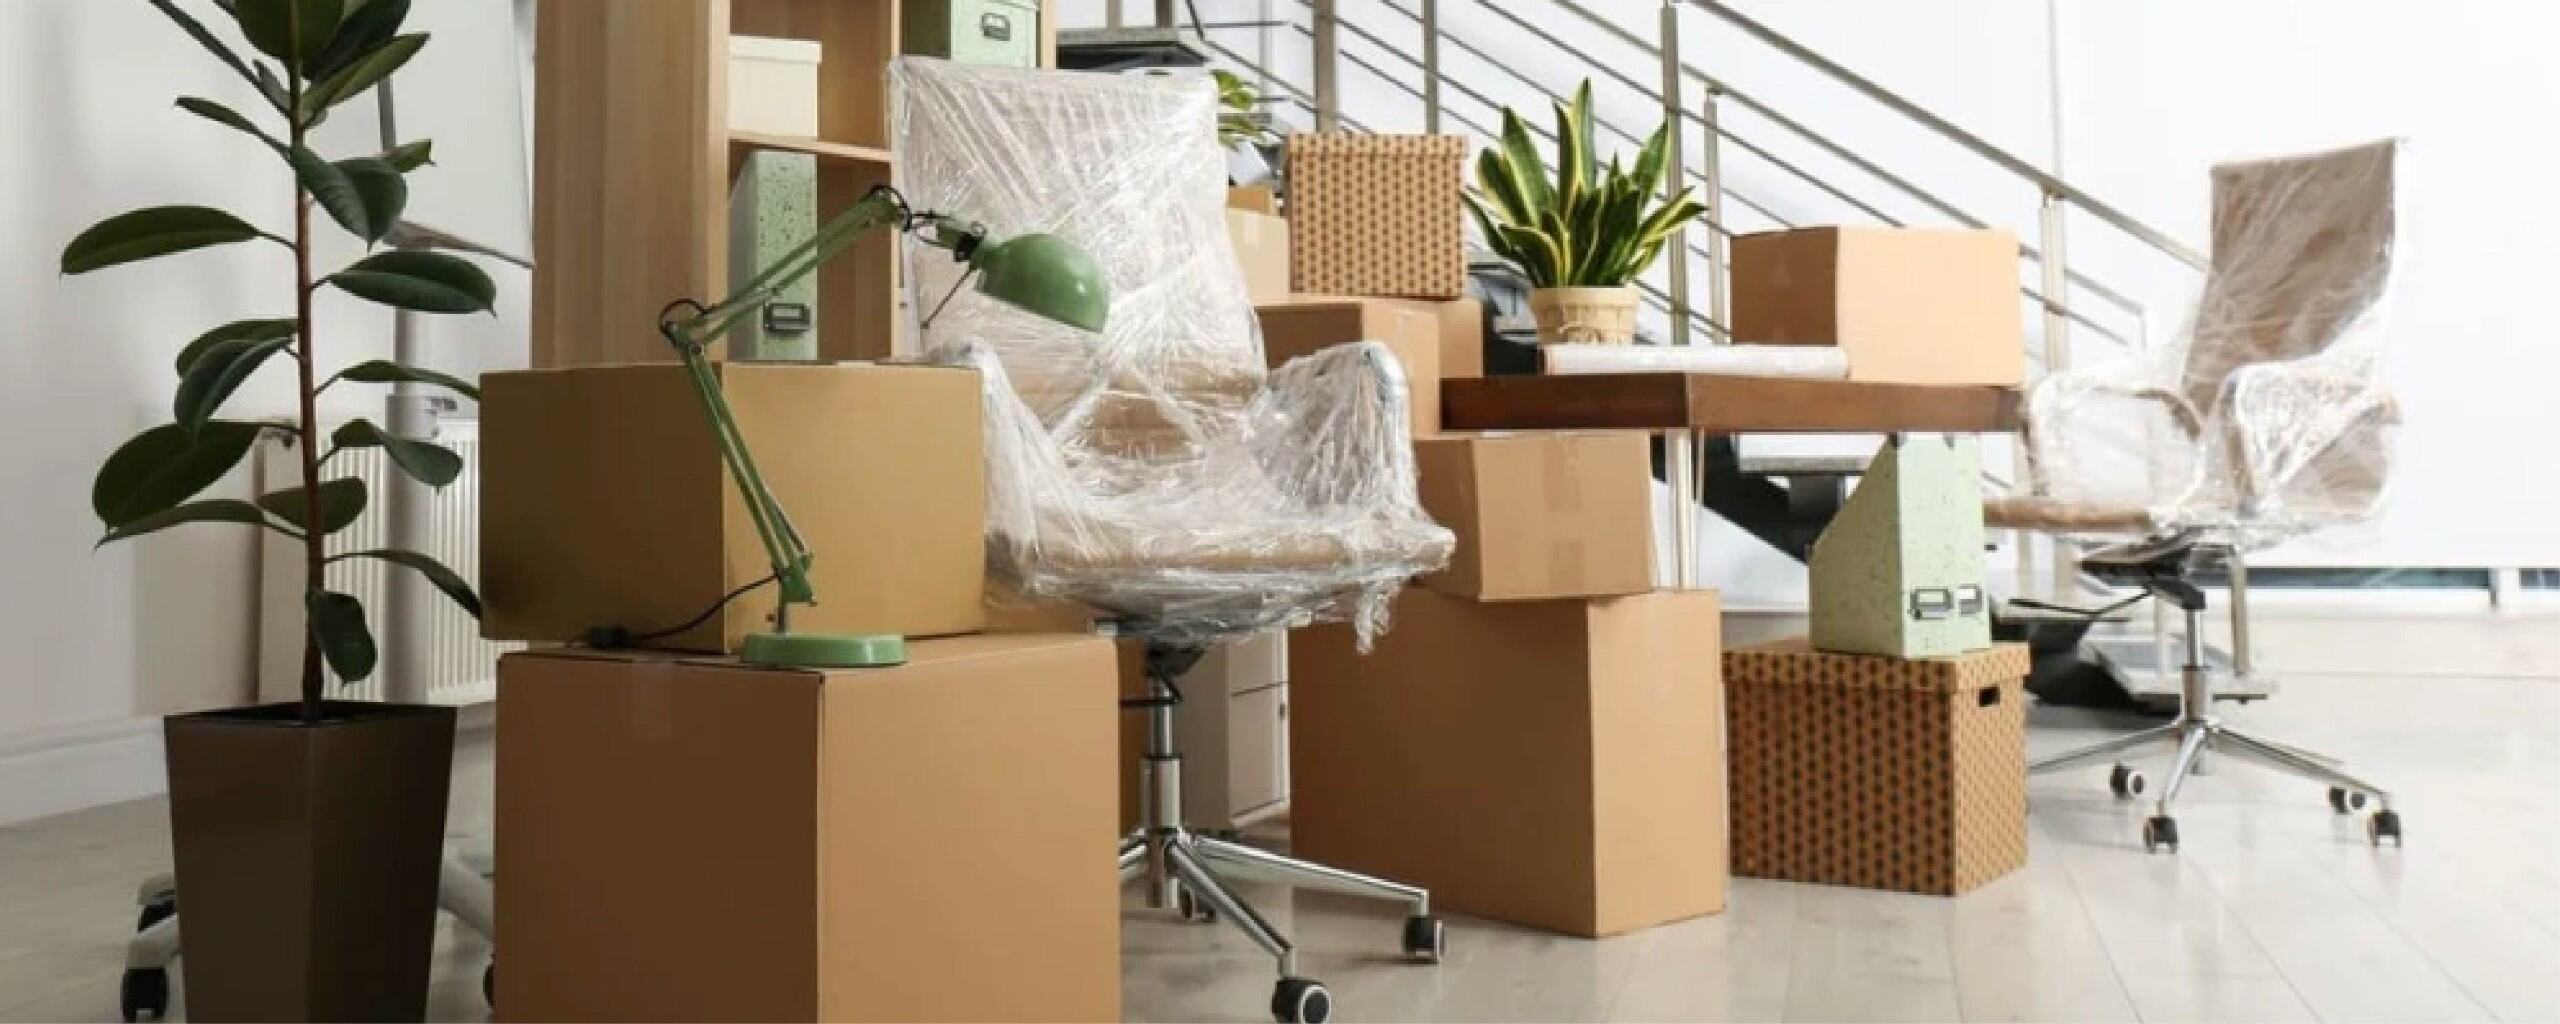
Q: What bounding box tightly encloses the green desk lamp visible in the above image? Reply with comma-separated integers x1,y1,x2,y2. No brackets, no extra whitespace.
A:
656,183,1108,668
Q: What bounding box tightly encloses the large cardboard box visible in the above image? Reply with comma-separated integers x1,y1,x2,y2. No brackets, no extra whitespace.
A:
1290,588,1727,937
1731,226,2024,386
1287,134,1468,299
1723,637,2029,896
1415,432,1654,601
481,362,985,652
1257,295,1442,436
495,635,1120,1021
1385,296,1483,379
1226,208,1290,303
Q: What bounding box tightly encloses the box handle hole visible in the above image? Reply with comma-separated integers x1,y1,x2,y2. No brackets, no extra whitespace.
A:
1977,685,2001,707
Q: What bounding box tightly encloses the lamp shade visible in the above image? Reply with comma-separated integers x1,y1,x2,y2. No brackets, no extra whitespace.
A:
970,233,1110,332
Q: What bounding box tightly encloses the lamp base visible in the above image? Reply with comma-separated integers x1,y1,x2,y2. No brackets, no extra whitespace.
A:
741,631,908,668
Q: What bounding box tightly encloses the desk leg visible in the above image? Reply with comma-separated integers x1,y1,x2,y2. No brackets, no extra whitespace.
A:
1664,429,1699,590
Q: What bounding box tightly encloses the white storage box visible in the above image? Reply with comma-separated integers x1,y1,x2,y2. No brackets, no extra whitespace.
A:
729,36,823,137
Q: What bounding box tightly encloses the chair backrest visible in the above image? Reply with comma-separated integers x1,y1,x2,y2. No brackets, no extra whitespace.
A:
2179,140,2399,526
2178,140,2398,416
891,59,1265,459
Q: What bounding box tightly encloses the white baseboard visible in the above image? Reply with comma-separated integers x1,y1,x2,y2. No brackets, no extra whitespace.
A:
0,707,495,829
0,717,166,828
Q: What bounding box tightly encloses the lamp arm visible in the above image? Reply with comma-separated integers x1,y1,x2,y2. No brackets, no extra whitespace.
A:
686,185,917,348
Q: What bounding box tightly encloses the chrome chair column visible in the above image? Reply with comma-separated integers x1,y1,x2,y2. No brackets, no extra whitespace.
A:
1120,640,1443,1024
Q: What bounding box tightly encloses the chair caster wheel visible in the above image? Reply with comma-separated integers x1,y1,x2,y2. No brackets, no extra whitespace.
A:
2369,809,2404,847
1272,977,1331,1023
2328,787,2368,814
1402,914,1447,962
120,967,169,1023
2109,765,2146,799
2142,815,2179,854
1176,885,1216,923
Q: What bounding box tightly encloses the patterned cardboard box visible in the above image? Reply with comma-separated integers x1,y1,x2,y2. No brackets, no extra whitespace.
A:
1722,637,2030,896
1286,134,1467,299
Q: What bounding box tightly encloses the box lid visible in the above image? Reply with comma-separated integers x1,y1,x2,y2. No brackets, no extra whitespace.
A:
1723,636,2028,692
730,35,824,65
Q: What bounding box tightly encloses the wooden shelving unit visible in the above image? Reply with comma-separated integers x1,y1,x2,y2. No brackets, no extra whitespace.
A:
532,0,1056,368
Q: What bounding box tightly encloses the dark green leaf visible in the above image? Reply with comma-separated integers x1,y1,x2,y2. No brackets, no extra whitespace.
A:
1630,122,1670,201
331,359,479,401
175,96,282,151
380,139,433,172
289,144,373,240
1495,109,1552,218
331,418,461,487
337,548,480,619
236,0,347,68
259,475,367,534
305,588,378,682
98,498,291,547
253,62,292,115
174,336,291,431
329,250,495,314
175,318,296,377
335,157,408,243
92,422,263,528
61,206,263,274
309,0,408,80
145,0,261,91
1475,148,1531,226
300,32,424,118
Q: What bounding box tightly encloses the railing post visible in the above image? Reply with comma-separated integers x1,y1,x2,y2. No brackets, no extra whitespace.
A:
1154,0,1175,27
1656,2,1700,591
1312,0,1340,132
1106,0,1122,30
2037,188,2074,598
1421,0,1443,133
1699,85,1728,332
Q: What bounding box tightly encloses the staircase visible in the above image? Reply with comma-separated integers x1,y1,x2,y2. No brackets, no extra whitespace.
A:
1070,0,2208,583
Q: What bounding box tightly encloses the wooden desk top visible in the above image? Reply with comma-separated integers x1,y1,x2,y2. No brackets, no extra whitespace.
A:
1440,373,2026,434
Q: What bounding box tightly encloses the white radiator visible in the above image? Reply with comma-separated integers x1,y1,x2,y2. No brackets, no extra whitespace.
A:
257,419,515,706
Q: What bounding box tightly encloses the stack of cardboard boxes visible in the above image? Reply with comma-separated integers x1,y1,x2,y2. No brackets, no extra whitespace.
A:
1255,136,1730,939
477,364,1122,1020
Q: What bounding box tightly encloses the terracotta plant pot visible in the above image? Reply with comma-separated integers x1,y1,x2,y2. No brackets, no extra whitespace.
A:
164,701,455,1022
1528,286,1641,345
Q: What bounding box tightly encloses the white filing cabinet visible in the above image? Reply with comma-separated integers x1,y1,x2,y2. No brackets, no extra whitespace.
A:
1172,630,1289,829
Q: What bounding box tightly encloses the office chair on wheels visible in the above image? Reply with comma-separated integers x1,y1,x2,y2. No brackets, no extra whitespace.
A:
892,59,1457,1023
1988,139,2405,853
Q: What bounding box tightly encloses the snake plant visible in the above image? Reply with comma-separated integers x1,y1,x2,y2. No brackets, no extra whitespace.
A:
68,0,495,719
1464,81,1705,288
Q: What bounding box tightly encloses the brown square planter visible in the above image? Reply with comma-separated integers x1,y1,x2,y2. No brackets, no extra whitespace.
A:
164,701,455,1022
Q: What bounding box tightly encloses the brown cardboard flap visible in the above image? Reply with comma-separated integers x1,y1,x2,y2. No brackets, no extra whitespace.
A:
1724,636,2029,692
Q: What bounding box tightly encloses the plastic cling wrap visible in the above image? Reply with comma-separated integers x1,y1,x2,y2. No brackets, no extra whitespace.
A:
2016,139,2401,549
890,58,1453,644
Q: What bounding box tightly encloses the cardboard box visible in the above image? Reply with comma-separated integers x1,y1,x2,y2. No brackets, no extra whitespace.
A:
1723,637,2030,896
1286,134,1468,299
1731,226,2024,386
1810,435,1993,657
1382,296,1483,379
1290,588,1727,937
494,635,1120,1021
1256,295,1441,437
1226,208,1290,303
481,362,985,652
1227,184,1279,215
1415,432,1654,601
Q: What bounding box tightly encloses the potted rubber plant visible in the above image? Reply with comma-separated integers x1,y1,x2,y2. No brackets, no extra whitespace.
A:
65,1,493,1018
1464,81,1705,344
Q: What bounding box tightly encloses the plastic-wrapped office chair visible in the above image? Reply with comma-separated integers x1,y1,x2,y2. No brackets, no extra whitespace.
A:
1989,139,2404,853
892,59,1457,1023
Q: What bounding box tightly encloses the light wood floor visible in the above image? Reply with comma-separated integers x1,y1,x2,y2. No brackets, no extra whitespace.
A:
5,615,2557,1022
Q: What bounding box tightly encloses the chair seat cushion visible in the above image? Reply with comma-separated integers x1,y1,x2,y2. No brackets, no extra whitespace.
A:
1982,496,2159,534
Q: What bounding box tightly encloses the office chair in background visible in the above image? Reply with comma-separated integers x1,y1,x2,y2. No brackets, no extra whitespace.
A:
1989,139,2405,853
891,59,1456,1024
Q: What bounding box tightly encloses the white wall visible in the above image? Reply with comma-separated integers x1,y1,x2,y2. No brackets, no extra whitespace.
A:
0,1,529,823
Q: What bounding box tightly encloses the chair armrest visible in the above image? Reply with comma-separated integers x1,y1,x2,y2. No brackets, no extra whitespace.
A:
2013,367,2207,506
2217,359,2397,520
1255,340,1424,513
